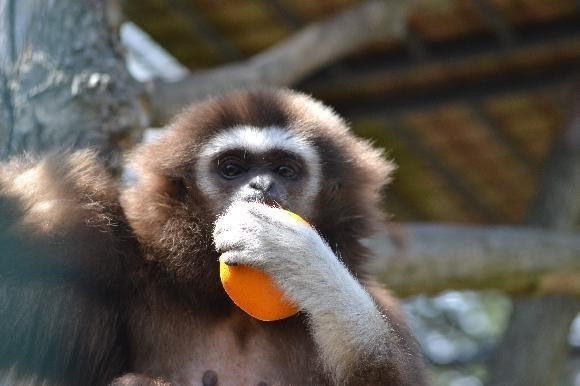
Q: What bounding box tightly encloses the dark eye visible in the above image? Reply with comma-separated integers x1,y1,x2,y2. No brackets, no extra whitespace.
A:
275,165,297,178
218,158,247,179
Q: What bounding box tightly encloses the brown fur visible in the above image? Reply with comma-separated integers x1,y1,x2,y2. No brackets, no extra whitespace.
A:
0,151,136,385
0,89,426,385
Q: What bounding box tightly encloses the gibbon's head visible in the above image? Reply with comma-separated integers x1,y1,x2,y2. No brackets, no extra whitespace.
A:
122,89,394,292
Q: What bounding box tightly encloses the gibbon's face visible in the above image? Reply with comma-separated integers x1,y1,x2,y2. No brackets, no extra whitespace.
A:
195,125,322,218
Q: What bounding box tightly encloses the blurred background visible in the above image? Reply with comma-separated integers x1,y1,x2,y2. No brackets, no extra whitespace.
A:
124,0,579,225
120,1,580,384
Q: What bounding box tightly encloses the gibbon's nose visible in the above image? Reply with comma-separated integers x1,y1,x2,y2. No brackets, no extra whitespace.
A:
247,175,285,206
249,175,274,193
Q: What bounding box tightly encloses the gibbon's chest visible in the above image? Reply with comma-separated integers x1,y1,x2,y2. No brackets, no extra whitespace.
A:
129,308,325,386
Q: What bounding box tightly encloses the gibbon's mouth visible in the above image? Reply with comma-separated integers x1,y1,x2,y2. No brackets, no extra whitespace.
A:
244,195,284,209
262,197,283,208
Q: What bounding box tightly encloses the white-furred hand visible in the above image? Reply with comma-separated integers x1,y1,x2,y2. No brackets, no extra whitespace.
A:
213,201,337,307
213,201,393,382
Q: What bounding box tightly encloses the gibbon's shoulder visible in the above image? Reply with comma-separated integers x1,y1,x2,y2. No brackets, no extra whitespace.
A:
0,150,133,284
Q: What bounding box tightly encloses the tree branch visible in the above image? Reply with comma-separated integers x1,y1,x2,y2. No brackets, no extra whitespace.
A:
365,223,580,297
150,0,410,124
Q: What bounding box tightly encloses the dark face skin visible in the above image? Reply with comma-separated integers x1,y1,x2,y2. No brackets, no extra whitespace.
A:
209,148,310,215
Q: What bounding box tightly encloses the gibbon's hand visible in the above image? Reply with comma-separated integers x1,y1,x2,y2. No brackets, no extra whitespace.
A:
213,201,354,311
213,201,396,384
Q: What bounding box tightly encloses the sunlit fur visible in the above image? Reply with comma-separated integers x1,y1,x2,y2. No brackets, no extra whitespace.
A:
214,202,401,383
0,89,426,386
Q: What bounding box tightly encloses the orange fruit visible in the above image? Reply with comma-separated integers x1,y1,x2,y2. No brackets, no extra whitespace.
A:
220,263,298,321
219,209,309,321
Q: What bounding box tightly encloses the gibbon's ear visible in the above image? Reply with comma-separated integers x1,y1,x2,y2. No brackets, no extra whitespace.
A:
123,125,203,202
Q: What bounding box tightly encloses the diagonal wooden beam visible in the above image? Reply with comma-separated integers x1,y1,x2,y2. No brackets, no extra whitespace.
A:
471,0,517,48
389,118,502,222
302,17,580,94
332,64,576,117
470,102,539,170
265,0,304,30
167,0,242,62
151,0,411,124
403,26,430,62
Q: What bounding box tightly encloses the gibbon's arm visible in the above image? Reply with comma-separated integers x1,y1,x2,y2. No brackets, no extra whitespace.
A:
0,151,132,386
214,202,426,385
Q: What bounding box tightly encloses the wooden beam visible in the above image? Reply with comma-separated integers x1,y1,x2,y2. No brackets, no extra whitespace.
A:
151,0,411,124
330,64,576,117
471,0,517,48
365,223,580,297
389,118,502,222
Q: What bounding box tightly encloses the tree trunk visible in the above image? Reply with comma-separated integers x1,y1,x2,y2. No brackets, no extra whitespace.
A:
486,81,580,386
0,0,147,162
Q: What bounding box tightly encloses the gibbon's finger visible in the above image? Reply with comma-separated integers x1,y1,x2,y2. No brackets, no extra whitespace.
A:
218,252,240,266
219,250,265,269
214,207,259,237
213,235,245,254
244,203,308,233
